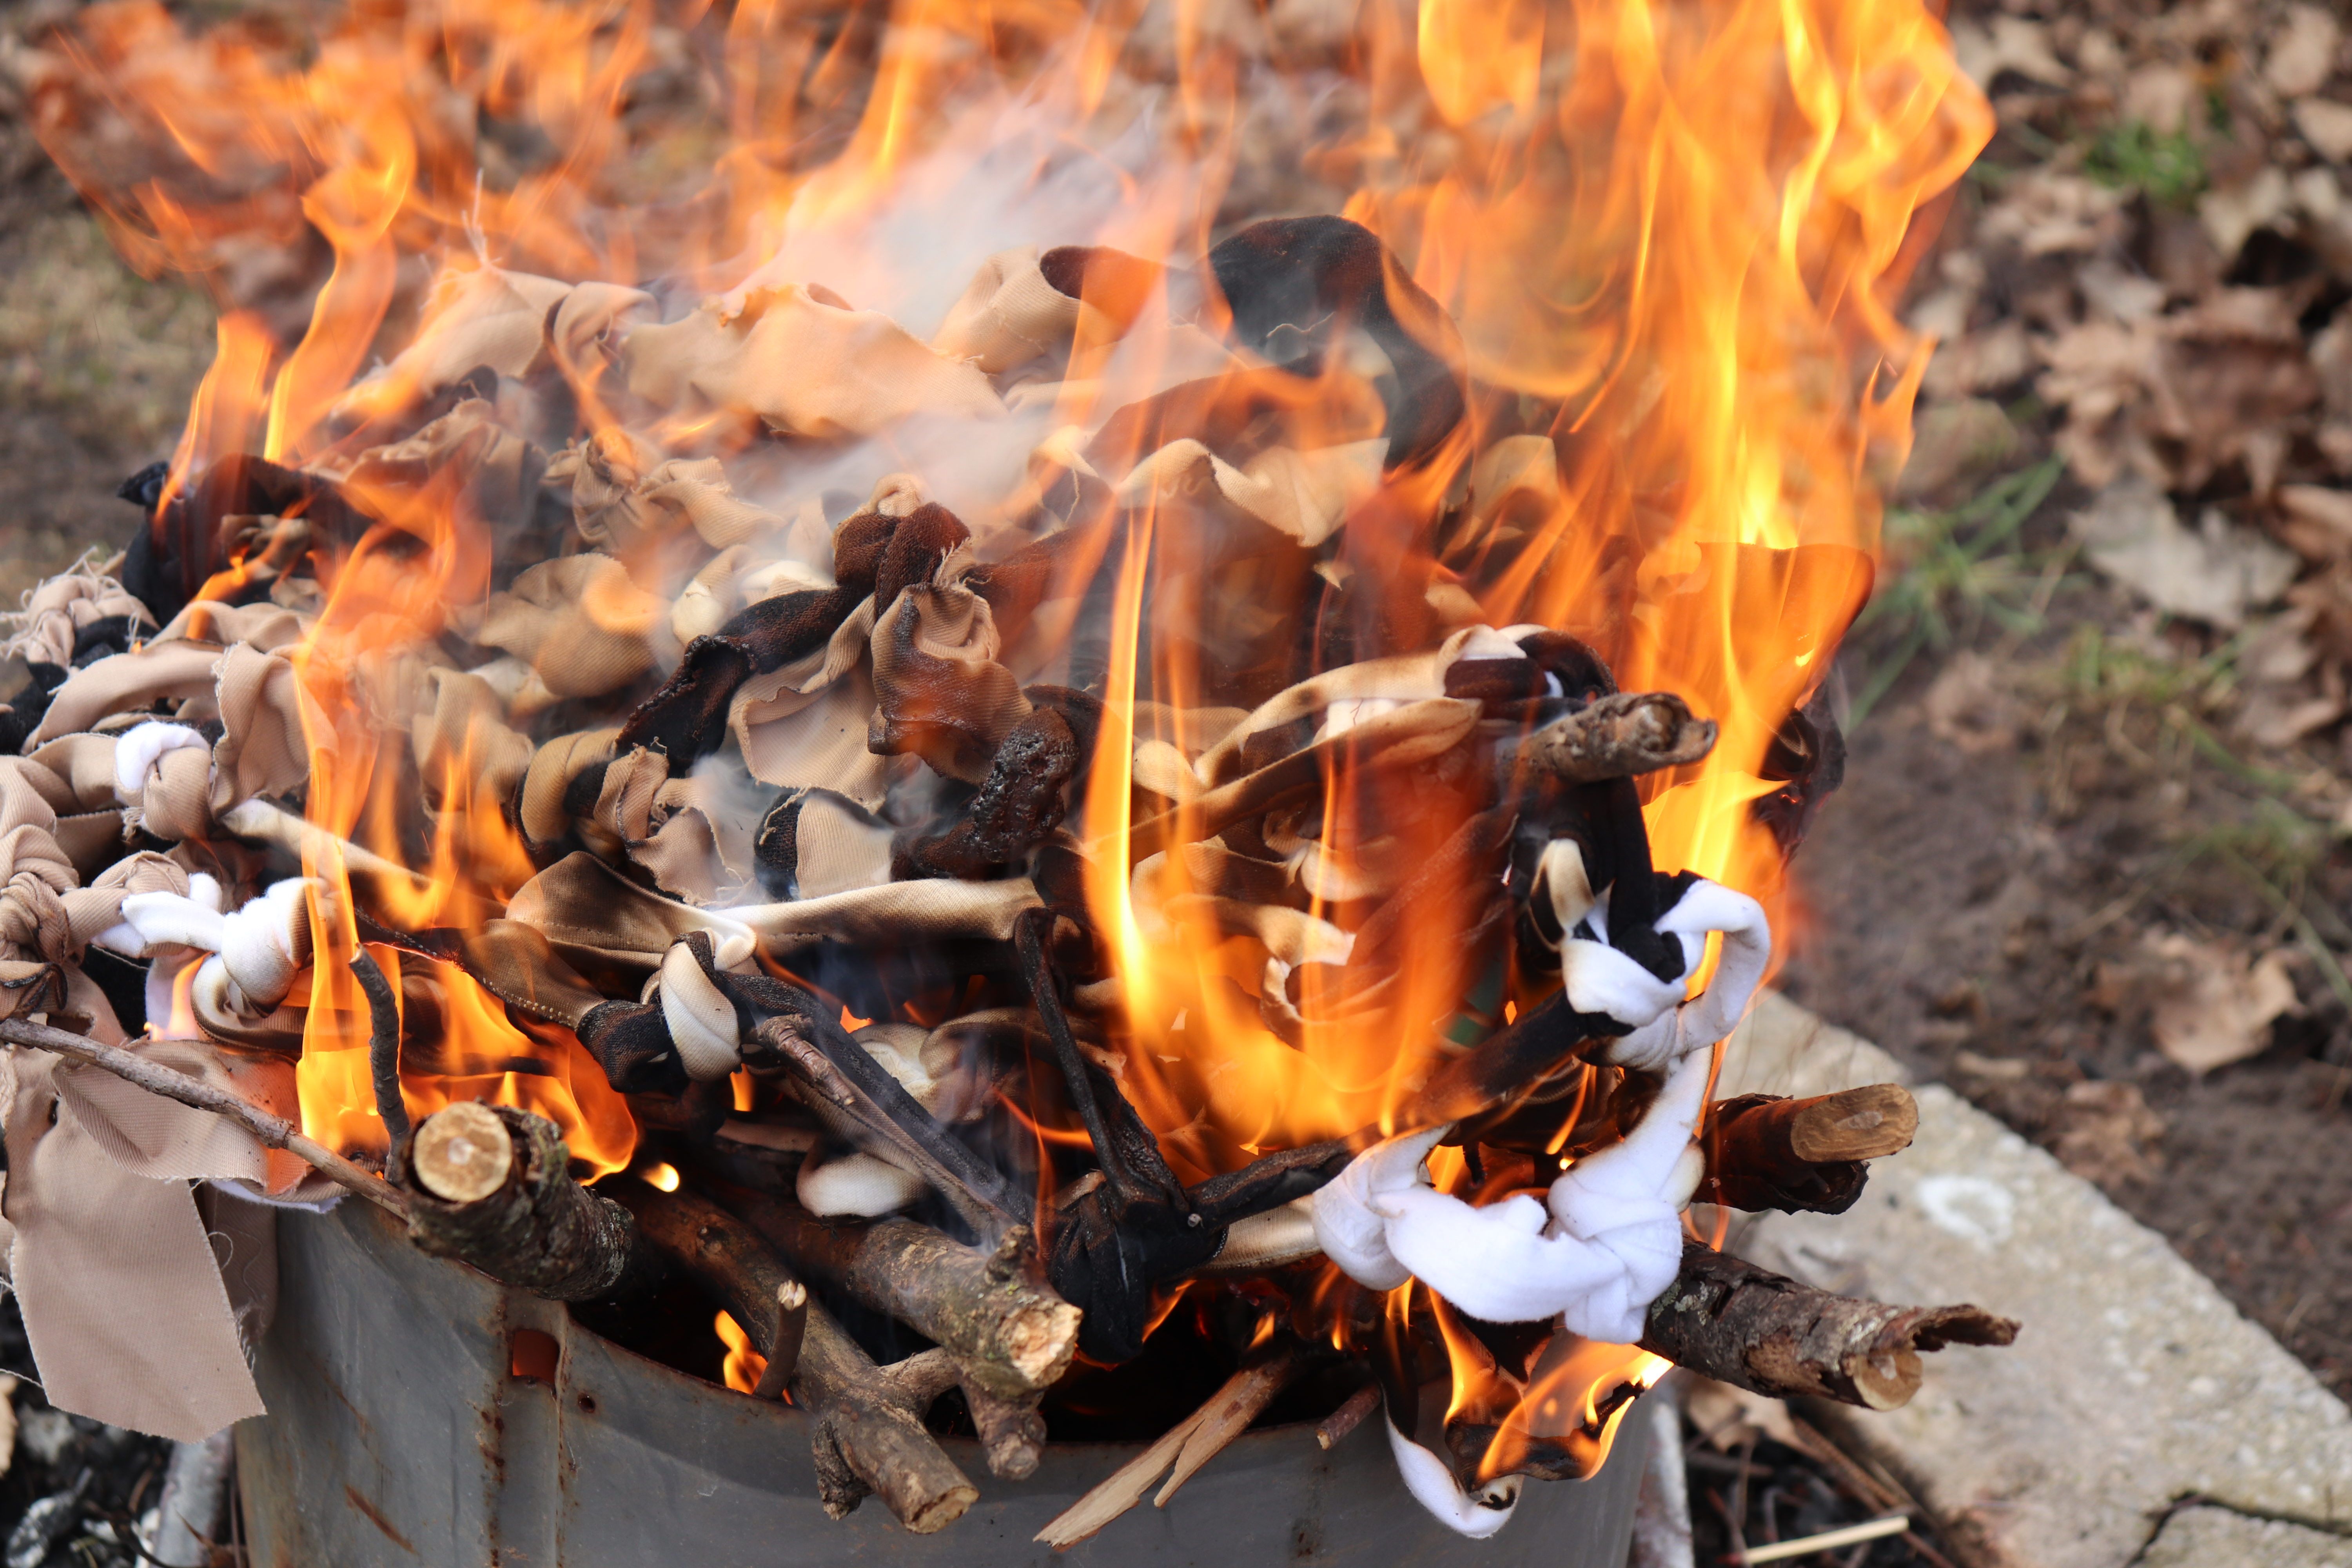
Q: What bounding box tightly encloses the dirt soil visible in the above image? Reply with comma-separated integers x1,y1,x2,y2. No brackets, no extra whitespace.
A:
1787,572,2352,1400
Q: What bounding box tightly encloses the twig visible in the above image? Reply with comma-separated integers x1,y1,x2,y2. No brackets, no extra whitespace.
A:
1315,1382,1380,1450
350,948,407,1182
0,1014,407,1217
1735,1514,1909,1564
1035,1343,1304,1548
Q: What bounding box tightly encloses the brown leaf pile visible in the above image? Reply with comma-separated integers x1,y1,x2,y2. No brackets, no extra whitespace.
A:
1922,0,2352,742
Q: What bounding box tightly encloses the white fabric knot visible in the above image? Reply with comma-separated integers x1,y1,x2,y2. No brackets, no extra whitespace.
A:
659,940,742,1082
1388,1418,1521,1538
105,877,316,1019
1309,1050,1710,1338
1553,877,1771,1071
797,1148,927,1217
111,720,211,803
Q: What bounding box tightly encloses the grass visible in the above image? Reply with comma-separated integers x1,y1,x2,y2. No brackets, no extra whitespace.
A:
1846,454,2069,726
2083,119,2208,209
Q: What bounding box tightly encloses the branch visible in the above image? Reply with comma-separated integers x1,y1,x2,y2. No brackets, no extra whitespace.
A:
1515,691,1718,785
404,1102,642,1300
1639,1241,2016,1410
719,1187,1081,1397
1696,1085,1918,1215
612,1181,980,1533
0,1014,407,1218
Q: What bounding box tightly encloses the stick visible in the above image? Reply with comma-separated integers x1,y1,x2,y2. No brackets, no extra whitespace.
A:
872,1347,1050,1480
1034,1343,1304,1548
1514,691,1718,785
1639,1243,2016,1410
720,1187,1082,1397
1696,1086,1917,1215
405,1103,642,1300
613,1181,979,1533
1737,1514,1910,1563
216,798,435,895
0,1014,407,1218
1315,1382,1380,1450
751,1280,811,1398
350,947,408,1182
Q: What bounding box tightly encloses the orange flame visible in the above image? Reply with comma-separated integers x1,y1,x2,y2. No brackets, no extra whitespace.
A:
34,0,1988,1475
716,1310,768,1395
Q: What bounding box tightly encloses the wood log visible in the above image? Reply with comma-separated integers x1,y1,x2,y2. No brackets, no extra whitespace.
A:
1315,1382,1381,1450
405,1102,643,1301
613,1181,980,1533
871,1347,1049,1480
719,1187,1082,1397
1695,1085,1917,1215
1516,691,1718,785
0,1014,406,1216
1638,1242,2017,1411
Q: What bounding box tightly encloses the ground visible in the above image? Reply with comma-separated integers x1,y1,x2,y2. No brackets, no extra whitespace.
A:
1,0,2350,1561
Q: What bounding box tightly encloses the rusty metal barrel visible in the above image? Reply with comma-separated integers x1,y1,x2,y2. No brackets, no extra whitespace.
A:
236,1201,1647,1566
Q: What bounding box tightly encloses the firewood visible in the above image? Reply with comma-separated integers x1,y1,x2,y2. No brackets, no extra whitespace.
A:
0,1014,406,1216
1638,1241,2017,1410
615,1181,980,1532
1034,1341,1306,1548
1696,1085,1918,1214
1315,1381,1381,1449
719,1187,1082,1397
404,1103,644,1301
751,1279,810,1397
1514,691,1719,785
870,1347,1049,1479
350,947,408,1180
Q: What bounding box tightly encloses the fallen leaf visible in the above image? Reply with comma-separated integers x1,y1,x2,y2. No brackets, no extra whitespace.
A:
2051,1080,2166,1187
1950,15,2073,91
2076,259,2167,325
1924,319,2036,399
2072,476,2300,628
2277,484,2352,561
2141,931,2299,1075
2265,3,2341,100
2296,97,2352,163
1896,398,2021,500
1923,650,2024,754
2199,165,2295,262
1978,169,2131,256
1682,1378,1799,1452
2123,64,2200,136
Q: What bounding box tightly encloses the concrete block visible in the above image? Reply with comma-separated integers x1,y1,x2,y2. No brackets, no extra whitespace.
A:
2140,1507,2352,1568
1713,995,2352,1568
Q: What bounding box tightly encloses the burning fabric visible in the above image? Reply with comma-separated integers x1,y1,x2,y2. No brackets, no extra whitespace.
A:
0,0,2016,1544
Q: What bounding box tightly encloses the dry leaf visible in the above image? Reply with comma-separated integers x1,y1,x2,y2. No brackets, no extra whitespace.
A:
2123,63,2200,135
1896,398,2021,500
1924,319,2036,399
2277,484,2352,561
2265,3,2341,100
2051,1080,2166,1187
2297,98,2352,163
1682,1377,1799,1452
1951,15,2073,91
2141,931,2299,1075
2199,165,2295,263
1923,651,2024,754
2072,477,2299,628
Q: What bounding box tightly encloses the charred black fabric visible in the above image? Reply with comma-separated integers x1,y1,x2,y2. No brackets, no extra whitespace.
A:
1205,216,1468,471
120,454,372,624
617,502,976,774
578,998,690,1095
1753,683,1847,860
1038,244,1165,333
895,704,1081,879
0,662,66,755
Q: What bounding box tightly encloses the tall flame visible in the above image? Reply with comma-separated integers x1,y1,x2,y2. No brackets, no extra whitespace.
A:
31,0,1988,1473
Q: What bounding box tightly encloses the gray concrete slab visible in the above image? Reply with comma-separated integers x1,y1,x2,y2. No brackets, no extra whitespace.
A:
1711,994,2352,1568
2140,1507,2352,1568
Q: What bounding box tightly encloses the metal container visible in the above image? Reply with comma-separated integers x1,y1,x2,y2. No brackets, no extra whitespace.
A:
237,1201,1648,1566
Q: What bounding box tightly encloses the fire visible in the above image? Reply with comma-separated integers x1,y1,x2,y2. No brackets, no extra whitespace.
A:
715,1310,768,1395
26,0,1987,1499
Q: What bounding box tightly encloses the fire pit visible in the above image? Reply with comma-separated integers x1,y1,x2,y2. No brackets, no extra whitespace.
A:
237,1198,1650,1563
0,0,2020,1555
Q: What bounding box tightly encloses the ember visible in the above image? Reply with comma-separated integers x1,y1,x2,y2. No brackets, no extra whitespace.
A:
0,0,2016,1546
